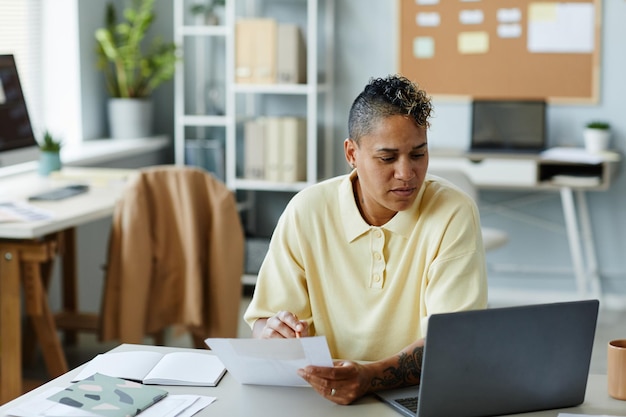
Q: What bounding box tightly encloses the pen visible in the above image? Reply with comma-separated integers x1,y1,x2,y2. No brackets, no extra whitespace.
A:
294,314,301,339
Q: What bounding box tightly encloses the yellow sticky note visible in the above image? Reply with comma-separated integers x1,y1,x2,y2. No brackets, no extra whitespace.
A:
529,2,558,22
458,31,489,54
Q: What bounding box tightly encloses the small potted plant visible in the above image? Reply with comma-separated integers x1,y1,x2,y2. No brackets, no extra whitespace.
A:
38,131,62,176
583,121,611,153
190,0,226,25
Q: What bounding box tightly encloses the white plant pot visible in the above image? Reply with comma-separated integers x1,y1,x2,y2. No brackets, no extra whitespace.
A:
108,98,153,139
583,128,610,153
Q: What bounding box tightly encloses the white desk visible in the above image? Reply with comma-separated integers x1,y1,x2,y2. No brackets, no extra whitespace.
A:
0,168,134,404
0,344,624,417
430,149,621,302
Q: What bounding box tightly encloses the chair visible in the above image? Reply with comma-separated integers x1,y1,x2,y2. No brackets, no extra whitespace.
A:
99,165,244,348
429,168,509,251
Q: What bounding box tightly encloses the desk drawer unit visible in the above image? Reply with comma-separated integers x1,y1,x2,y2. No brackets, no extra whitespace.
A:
429,157,537,188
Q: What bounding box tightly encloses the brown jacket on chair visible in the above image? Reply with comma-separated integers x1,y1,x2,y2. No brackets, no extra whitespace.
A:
99,166,244,344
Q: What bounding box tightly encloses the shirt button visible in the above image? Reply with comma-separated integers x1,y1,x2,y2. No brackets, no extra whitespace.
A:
373,275,381,282
376,230,382,238
374,252,382,261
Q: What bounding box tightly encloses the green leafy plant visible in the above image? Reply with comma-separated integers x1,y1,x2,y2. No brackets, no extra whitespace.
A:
586,121,610,130
95,0,178,98
38,131,62,152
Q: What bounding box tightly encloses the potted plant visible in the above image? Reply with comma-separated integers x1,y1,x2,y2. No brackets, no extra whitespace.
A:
190,0,226,25
37,131,62,176
583,121,611,153
95,0,178,139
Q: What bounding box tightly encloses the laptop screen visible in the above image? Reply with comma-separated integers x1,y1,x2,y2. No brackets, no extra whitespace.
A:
470,100,546,153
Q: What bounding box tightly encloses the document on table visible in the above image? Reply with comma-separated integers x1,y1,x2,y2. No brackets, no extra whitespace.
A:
558,414,622,417
5,386,215,417
205,336,334,387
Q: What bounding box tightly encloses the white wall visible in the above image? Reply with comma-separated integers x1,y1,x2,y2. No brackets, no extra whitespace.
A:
332,0,626,307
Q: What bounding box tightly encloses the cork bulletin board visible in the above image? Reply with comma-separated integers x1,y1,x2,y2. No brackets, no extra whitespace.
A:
398,0,602,103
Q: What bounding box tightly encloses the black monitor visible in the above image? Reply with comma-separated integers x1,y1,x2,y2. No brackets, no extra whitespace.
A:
0,54,39,168
470,100,547,154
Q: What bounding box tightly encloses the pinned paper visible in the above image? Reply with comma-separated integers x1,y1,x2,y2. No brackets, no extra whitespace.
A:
528,2,594,53
498,23,522,38
416,12,440,27
458,31,489,54
414,37,435,58
459,10,484,25
497,8,522,23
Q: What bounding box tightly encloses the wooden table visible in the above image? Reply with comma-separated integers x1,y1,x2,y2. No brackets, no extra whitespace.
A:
0,168,133,403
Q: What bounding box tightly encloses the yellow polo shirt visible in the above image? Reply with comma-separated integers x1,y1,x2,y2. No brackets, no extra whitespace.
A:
244,171,488,361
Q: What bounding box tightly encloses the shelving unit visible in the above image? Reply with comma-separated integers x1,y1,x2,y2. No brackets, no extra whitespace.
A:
174,0,334,191
174,0,334,283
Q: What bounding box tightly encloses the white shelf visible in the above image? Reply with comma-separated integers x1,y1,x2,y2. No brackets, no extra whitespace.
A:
174,0,335,191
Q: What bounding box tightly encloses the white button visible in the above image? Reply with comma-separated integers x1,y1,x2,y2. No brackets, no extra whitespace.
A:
374,252,382,261
373,275,381,282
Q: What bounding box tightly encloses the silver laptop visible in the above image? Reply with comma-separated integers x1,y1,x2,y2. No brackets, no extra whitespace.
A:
375,300,599,417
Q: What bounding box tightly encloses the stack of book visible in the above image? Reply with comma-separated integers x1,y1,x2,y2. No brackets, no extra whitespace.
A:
235,18,307,84
243,116,307,183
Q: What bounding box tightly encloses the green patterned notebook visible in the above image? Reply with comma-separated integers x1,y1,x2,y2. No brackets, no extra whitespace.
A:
47,373,168,417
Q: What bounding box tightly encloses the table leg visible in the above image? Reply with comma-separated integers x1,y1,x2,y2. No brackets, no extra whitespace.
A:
560,187,595,299
0,247,23,404
61,228,78,345
575,190,602,300
22,260,68,377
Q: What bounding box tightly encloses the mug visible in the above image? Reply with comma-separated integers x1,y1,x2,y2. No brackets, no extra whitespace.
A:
608,339,626,400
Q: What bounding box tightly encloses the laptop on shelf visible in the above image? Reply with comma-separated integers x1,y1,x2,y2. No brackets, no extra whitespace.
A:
375,300,599,417
469,99,547,154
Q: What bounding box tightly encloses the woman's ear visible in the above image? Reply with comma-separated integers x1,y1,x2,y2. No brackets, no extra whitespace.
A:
344,138,357,168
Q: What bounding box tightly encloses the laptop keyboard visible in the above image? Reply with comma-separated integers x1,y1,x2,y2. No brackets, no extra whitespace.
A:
395,396,419,413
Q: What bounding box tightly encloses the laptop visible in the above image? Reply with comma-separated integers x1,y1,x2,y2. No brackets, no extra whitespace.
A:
469,100,547,154
375,300,599,417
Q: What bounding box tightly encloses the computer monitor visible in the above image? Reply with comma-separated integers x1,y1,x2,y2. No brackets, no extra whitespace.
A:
0,54,39,168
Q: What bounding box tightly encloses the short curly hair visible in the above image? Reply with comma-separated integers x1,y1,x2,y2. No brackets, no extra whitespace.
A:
348,74,433,143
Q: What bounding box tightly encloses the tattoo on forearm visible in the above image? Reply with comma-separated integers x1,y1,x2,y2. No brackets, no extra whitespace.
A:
371,346,424,389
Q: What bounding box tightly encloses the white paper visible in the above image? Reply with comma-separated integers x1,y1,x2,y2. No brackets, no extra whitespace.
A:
498,23,522,39
540,147,606,164
0,201,53,223
205,336,334,387
416,12,440,27
6,387,215,417
459,10,484,25
416,0,439,4
528,3,594,53
497,8,521,23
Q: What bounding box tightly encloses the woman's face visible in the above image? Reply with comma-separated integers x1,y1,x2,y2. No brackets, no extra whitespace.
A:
344,115,429,226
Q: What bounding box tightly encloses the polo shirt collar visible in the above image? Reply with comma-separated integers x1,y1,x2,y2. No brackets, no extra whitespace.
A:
339,170,426,242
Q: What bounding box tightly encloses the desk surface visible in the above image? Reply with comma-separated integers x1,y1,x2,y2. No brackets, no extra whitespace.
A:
1,344,623,417
0,168,134,239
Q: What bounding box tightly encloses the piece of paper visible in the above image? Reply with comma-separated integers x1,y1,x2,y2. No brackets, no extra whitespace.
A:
416,12,440,27
459,10,484,25
528,3,595,53
413,36,435,59
0,201,53,223
558,414,623,417
498,23,522,39
6,387,214,417
540,147,610,164
72,351,226,387
205,336,334,387
497,8,521,23
458,31,489,54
